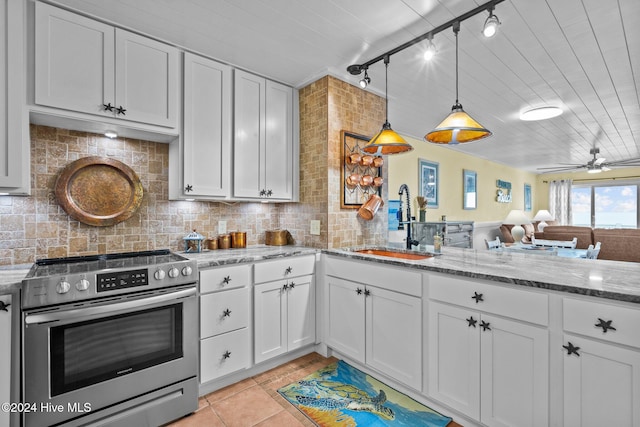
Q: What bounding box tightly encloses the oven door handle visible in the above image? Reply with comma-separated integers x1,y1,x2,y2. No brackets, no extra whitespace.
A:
24,287,196,325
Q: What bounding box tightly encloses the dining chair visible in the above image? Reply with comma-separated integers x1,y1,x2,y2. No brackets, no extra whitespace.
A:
531,236,577,249
586,242,601,259
485,236,501,249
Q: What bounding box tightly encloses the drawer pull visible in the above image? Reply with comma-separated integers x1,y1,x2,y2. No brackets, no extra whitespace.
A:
289,281,295,289
222,350,231,360
116,105,127,115
102,102,114,112
563,342,580,357
595,318,616,333
285,266,293,275
364,289,371,297
222,308,231,318
472,292,484,303
0,301,9,312
222,276,231,285
356,288,363,295
480,320,491,331
466,316,477,327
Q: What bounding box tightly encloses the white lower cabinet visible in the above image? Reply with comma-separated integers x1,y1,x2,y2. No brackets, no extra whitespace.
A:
562,297,640,427
254,275,315,364
325,257,422,391
427,274,549,427
199,266,251,384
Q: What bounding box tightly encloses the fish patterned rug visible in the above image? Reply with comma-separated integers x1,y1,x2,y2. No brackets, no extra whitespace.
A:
278,360,454,427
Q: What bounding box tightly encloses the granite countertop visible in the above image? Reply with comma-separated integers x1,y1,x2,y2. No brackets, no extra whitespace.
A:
323,246,640,304
183,245,318,268
0,264,32,295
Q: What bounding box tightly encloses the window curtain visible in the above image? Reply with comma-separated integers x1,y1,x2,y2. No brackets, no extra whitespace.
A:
549,179,572,225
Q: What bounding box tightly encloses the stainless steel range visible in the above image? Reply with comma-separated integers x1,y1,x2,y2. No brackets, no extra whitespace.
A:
21,249,198,427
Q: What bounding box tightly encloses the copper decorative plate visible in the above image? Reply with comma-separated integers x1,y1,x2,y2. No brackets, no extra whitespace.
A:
55,157,144,227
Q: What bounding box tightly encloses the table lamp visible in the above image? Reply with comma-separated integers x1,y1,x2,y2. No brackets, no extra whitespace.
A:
504,209,531,244
533,209,554,232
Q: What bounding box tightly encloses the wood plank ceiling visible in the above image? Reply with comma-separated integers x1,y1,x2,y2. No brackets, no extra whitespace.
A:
48,0,640,174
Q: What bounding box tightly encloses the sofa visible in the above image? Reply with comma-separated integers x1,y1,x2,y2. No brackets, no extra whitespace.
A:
500,224,640,262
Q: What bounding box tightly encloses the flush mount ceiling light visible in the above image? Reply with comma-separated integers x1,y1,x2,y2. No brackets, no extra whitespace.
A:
362,55,413,155
359,68,371,89
482,6,500,38
424,22,492,144
423,34,436,61
520,106,563,121
104,130,118,139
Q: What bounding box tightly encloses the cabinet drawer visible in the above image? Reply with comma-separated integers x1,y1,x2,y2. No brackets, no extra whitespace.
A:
200,264,251,293
201,287,250,338
563,297,640,349
325,256,422,297
254,255,315,283
200,328,250,383
428,274,548,326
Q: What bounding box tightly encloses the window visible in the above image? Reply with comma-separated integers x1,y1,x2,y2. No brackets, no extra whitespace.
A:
571,182,639,228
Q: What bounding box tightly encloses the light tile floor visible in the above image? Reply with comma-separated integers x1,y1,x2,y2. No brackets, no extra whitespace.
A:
167,352,462,427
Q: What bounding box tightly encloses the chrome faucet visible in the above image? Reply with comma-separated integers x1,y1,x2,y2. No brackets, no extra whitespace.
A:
398,184,419,249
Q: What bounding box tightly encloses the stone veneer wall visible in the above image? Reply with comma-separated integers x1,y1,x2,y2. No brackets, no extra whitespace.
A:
281,75,388,249
0,125,281,265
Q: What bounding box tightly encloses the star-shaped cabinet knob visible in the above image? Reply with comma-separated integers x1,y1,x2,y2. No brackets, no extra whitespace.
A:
222,308,231,318
480,320,491,331
222,350,231,360
563,342,581,357
466,316,477,328
595,318,616,333
356,288,363,295
471,292,484,303
116,105,127,115
185,184,193,192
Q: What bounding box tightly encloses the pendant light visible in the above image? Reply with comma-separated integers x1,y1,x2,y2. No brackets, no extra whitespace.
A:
363,55,413,155
425,22,491,145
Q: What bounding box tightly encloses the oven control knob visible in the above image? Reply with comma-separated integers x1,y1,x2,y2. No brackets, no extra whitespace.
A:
154,269,166,280
181,266,193,276
56,280,71,294
168,267,180,278
75,279,90,291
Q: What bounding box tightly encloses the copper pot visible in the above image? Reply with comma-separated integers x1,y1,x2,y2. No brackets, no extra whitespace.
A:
360,174,373,186
346,173,361,187
373,176,384,187
372,156,384,168
346,153,362,165
231,231,247,248
357,194,384,221
360,155,374,167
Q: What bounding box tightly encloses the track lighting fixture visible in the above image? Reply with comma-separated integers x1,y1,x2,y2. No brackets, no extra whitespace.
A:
362,56,413,155
423,34,436,61
424,22,491,144
482,6,500,38
359,68,371,88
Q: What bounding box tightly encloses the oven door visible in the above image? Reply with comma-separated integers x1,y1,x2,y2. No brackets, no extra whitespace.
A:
23,286,197,427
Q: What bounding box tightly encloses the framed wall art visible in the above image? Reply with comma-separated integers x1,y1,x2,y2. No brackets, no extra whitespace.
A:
524,183,532,211
418,159,439,208
463,169,477,210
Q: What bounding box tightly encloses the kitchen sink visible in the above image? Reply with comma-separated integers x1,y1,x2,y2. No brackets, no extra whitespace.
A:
354,249,433,260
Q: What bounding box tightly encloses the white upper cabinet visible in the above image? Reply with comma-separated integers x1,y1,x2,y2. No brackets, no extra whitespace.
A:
176,52,232,199
0,0,29,194
34,2,178,129
233,69,297,201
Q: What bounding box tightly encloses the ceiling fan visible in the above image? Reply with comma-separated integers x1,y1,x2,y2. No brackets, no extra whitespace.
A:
537,148,640,174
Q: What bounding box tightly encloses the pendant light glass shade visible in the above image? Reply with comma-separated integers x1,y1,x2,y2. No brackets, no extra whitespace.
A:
425,102,491,144
425,22,491,145
363,55,413,155
363,121,412,154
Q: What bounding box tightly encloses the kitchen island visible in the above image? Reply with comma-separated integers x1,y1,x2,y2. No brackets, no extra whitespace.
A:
321,246,640,427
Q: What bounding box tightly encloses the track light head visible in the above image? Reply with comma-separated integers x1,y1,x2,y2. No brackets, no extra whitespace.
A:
359,69,371,88
423,34,436,61
482,7,500,38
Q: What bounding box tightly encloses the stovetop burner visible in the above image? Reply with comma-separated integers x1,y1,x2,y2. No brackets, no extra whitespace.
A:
27,249,186,278
22,249,198,310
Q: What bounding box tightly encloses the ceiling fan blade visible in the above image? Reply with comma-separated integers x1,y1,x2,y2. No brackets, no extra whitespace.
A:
536,166,584,172
594,157,606,165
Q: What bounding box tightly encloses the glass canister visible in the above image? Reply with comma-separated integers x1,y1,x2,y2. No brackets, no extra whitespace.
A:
433,233,443,254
